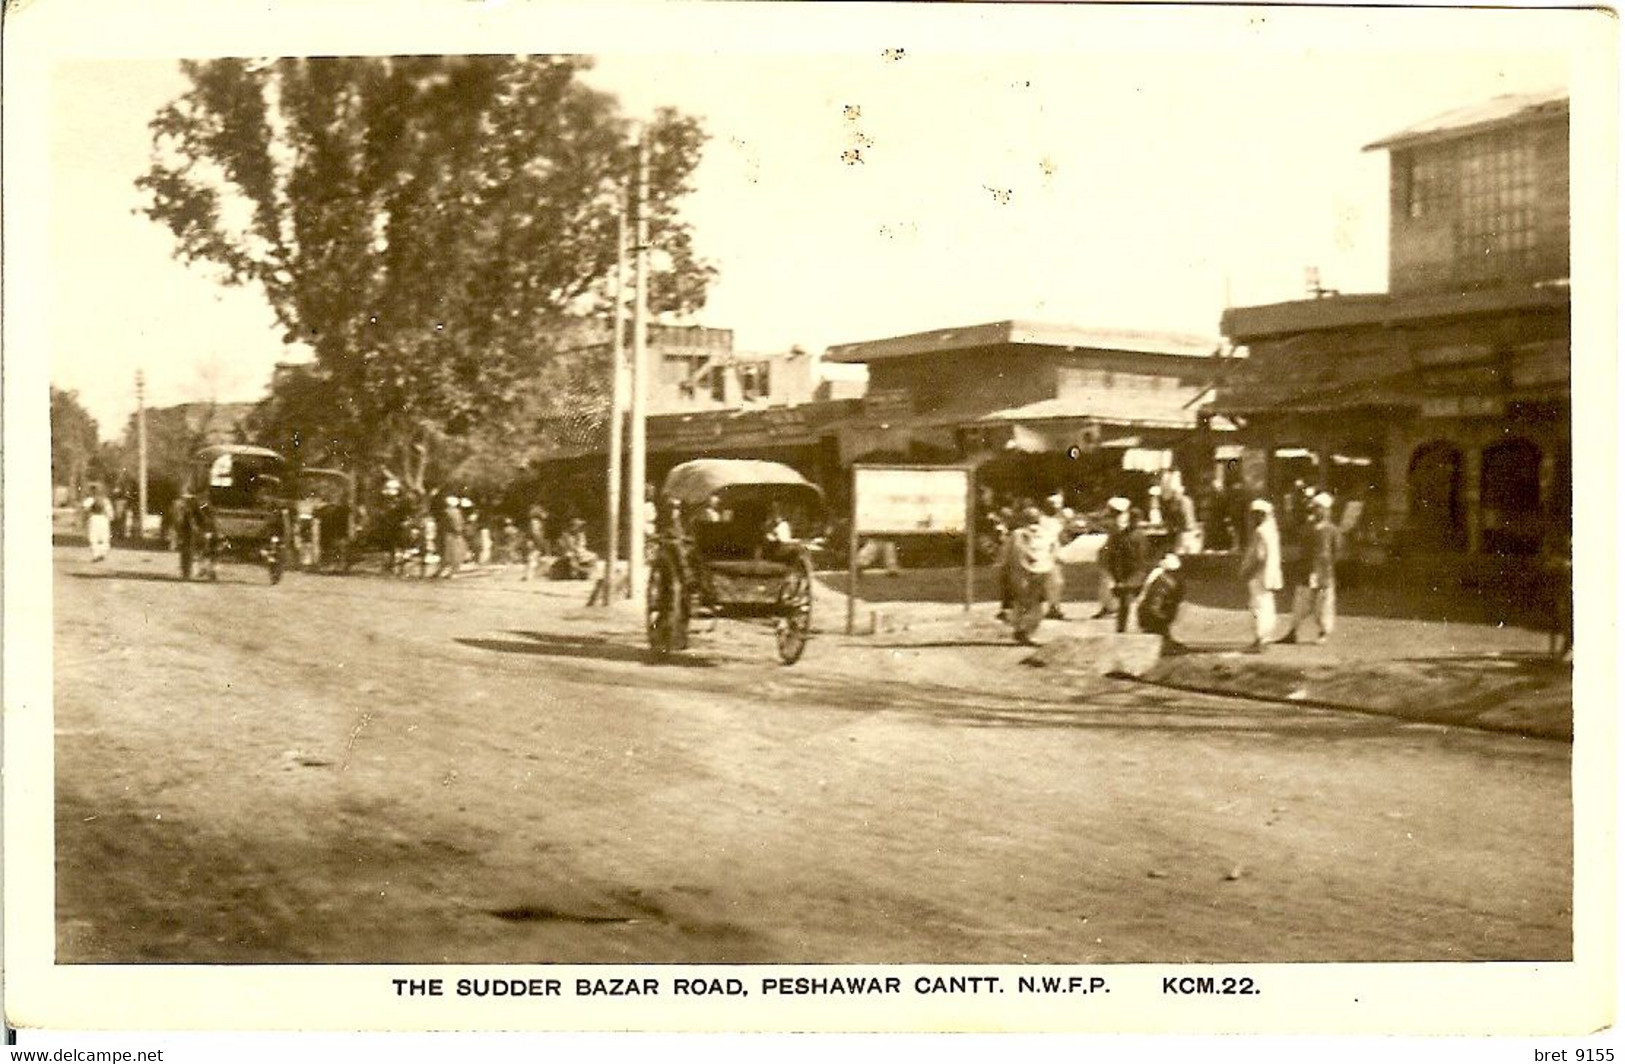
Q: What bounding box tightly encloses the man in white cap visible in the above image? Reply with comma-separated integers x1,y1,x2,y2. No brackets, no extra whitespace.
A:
1280,491,1341,645
1093,496,1132,618
1239,498,1282,652
1039,488,1070,619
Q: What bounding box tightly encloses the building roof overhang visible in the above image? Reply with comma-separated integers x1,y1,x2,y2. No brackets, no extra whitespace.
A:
1362,89,1569,153
1221,282,1569,343
824,319,1218,364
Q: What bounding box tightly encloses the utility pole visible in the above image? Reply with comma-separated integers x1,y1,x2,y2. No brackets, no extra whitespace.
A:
135,370,149,542
598,183,629,606
626,130,651,598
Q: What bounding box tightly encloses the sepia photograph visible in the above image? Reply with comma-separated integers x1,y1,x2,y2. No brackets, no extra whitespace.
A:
4,0,1616,1044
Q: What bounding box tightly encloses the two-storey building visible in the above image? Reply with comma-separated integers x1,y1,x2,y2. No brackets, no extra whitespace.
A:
823,320,1221,508
1217,90,1569,557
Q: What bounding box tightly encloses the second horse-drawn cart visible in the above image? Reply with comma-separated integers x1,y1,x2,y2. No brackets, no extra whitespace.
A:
647,459,826,665
174,444,294,584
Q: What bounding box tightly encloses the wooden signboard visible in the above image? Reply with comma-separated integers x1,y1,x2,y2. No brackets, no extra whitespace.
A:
847,464,975,634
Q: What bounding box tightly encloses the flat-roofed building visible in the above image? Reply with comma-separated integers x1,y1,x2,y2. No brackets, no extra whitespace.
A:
823,319,1221,508
1217,90,1569,558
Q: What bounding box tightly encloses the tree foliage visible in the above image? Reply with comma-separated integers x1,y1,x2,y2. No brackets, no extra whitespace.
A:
50,387,101,494
139,56,714,493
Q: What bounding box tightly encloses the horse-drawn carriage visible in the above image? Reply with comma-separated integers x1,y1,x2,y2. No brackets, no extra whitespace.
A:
174,444,294,584
647,459,826,665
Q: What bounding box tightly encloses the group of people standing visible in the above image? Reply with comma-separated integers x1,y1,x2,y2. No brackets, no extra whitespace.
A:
991,479,1344,653
994,487,1189,648
1237,490,1342,653
381,484,596,582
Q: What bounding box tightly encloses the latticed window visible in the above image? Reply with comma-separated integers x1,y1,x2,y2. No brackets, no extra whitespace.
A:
1455,136,1537,280
1405,155,1450,219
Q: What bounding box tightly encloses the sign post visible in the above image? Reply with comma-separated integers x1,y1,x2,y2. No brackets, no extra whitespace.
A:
847,464,975,634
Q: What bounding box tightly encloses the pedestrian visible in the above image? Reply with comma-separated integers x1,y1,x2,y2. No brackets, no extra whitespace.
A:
436,495,466,579
83,484,114,562
1163,479,1198,554
476,517,494,567
1004,505,1055,644
1240,498,1283,652
497,517,519,568
1136,552,1187,651
522,511,547,581
1102,499,1151,634
1039,488,1069,620
1146,484,1164,529
553,517,597,580
1280,492,1341,645
993,500,1016,621
1094,496,1131,619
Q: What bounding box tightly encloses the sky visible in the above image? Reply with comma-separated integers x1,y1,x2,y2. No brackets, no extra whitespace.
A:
38,7,1581,438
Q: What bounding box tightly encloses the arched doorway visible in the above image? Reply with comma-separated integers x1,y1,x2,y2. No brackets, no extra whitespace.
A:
1408,440,1465,550
1480,437,1543,555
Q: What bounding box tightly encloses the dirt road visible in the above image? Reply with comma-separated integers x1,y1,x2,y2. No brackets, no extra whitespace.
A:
52,546,1571,963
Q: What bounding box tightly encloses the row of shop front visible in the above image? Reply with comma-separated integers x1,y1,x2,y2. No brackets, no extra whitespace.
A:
529,392,1226,556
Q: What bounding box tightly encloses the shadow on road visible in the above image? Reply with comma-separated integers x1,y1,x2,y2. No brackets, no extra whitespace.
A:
1398,653,1567,668
864,639,1028,649
455,630,718,668
67,569,186,585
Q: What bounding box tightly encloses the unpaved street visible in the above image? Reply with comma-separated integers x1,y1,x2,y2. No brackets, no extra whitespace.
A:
53,546,1571,964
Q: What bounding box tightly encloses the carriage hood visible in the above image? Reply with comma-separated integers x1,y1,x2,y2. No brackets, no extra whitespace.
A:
660,459,824,511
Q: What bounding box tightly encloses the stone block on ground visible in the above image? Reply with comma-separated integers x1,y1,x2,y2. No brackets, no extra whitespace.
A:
1024,633,1163,677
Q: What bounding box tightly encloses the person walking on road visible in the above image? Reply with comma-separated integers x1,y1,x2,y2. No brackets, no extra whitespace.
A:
1102,500,1151,633
1094,496,1131,618
83,485,114,563
1038,488,1071,620
1005,506,1057,644
436,495,466,579
1240,498,1283,652
1280,492,1341,645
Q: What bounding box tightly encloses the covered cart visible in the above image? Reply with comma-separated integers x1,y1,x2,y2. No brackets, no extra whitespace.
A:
648,459,826,664
174,444,293,583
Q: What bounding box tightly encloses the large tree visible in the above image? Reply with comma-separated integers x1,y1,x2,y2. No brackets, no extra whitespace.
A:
50,387,101,496
139,55,713,493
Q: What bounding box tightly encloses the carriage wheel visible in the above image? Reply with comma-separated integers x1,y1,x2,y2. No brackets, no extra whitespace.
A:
775,557,814,665
647,559,688,655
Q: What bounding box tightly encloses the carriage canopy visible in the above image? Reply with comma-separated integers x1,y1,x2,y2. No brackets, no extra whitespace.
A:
660,459,825,513
189,445,289,509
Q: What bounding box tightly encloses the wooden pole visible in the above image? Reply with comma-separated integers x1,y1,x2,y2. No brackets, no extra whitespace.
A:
627,131,651,598
847,466,859,635
598,184,629,606
135,370,148,542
